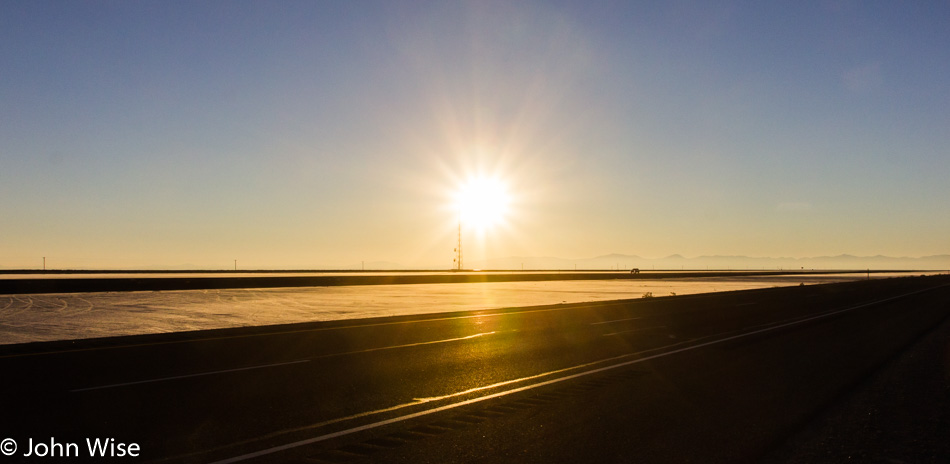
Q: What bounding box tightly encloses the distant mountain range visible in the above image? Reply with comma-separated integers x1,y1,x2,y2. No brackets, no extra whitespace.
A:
463,253,950,271
8,255,945,272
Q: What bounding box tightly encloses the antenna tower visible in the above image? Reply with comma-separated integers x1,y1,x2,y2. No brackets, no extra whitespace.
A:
453,220,463,271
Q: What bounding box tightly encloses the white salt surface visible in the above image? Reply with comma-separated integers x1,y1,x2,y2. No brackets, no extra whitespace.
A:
0,270,623,280
0,273,933,345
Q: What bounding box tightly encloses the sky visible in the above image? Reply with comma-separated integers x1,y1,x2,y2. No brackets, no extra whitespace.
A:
1,1,949,269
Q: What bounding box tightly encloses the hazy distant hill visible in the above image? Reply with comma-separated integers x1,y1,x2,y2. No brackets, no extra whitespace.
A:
14,255,944,272
469,254,950,271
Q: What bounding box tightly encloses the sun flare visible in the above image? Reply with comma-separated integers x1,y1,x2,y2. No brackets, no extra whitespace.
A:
455,176,511,230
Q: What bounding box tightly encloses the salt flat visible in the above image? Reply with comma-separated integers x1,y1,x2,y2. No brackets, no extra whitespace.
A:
0,272,934,344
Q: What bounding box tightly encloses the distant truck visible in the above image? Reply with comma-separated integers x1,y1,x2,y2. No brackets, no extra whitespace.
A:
630,268,640,274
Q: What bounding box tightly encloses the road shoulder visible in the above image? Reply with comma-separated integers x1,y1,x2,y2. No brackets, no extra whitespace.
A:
765,308,950,462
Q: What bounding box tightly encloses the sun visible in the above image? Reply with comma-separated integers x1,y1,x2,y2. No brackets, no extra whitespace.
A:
455,176,511,230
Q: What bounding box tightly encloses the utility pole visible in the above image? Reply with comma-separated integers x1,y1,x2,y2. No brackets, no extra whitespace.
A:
43,257,46,271
454,219,462,271
234,259,237,271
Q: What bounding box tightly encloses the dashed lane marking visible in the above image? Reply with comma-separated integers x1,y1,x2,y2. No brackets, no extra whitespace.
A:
71,332,497,392
601,326,667,336
70,359,311,393
590,317,642,325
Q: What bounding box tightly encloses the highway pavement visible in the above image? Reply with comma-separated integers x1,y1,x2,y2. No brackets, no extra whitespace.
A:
1,275,948,463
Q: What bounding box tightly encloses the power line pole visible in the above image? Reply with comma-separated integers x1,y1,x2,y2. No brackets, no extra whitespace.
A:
454,219,463,271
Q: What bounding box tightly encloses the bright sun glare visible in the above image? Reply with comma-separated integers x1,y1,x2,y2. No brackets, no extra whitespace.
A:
456,177,511,230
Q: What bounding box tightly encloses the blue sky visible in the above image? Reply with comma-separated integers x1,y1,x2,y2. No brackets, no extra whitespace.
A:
2,1,948,269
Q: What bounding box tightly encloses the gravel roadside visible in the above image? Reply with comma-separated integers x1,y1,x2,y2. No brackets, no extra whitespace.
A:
764,307,950,463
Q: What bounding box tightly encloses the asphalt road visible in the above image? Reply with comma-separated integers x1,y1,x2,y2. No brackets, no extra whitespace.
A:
1,275,948,463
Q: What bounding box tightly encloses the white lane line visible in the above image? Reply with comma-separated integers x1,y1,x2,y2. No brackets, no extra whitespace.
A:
208,284,946,464
71,332,498,393
601,326,667,336
590,317,641,325
70,360,311,393
311,331,497,359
